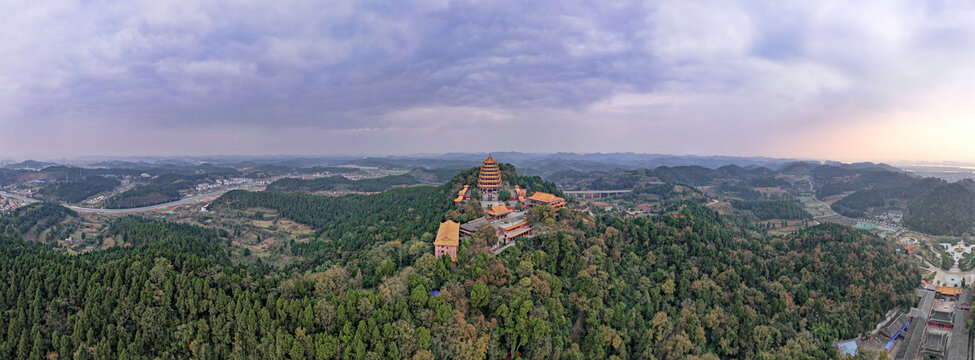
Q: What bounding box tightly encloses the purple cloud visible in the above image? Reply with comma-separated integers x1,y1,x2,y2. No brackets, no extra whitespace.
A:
2,0,975,161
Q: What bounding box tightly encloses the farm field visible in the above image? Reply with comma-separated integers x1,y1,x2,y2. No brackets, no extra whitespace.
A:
799,196,834,217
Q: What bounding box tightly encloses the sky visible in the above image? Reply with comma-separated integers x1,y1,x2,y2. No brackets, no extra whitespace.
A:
2,0,975,162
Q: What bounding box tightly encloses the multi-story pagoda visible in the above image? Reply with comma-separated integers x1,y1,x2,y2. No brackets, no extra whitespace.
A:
477,154,502,193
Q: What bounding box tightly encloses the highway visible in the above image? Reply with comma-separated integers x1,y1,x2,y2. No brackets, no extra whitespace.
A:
563,189,633,199
0,185,254,214
0,191,39,205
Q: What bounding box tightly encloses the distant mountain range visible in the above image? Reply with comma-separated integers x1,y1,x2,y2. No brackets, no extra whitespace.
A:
341,152,808,176
5,153,813,177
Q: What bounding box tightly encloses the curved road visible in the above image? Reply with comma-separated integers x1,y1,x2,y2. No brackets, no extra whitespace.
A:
1,185,253,214
0,191,39,205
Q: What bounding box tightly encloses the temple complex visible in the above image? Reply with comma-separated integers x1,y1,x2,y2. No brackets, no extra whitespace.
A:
434,220,460,262
528,191,566,210
477,154,501,194
441,154,549,260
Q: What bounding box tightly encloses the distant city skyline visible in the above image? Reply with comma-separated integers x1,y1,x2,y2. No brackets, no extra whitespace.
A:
2,1,975,162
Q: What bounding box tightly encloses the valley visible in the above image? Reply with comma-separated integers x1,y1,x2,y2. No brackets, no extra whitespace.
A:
2,154,975,359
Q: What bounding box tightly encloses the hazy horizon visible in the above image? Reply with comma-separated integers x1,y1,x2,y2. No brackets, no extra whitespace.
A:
3,1,975,162
5,151,975,169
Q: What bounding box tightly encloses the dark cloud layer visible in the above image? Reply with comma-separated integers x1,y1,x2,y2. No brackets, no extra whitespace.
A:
2,0,975,161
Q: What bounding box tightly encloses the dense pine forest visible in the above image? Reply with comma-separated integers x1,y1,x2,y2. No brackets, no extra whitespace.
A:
0,168,921,359
212,186,453,276
35,175,120,203
0,202,77,239
730,200,812,221
904,183,975,236
103,175,195,209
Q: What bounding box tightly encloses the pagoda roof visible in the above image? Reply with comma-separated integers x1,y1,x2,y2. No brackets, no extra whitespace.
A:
487,205,512,216
483,154,497,164
529,192,564,203
434,220,460,246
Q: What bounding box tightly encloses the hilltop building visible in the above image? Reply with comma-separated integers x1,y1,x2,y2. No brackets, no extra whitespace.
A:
459,217,490,238
512,185,527,207
498,218,531,241
486,205,512,220
928,310,954,329
454,185,470,206
477,155,501,194
528,191,566,210
879,314,910,339
438,154,540,260
936,286,961,300
919,331,948,358
434,220,460,262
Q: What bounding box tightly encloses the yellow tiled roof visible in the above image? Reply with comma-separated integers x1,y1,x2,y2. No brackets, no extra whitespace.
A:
434,220,460,246
513,186,527,196
487,205,512,216
528,192,563,203
937,286,962,296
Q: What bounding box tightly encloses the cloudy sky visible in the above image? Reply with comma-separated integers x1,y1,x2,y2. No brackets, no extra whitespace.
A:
2,0,975,162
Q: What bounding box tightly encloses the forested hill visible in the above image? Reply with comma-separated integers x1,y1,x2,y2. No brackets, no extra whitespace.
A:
0,202,77,239
103,174,205,209
0,197,919,359
212,185,453,275
904,183,975,235
730,199,812,220
35,174,120,203
210,165,564,276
